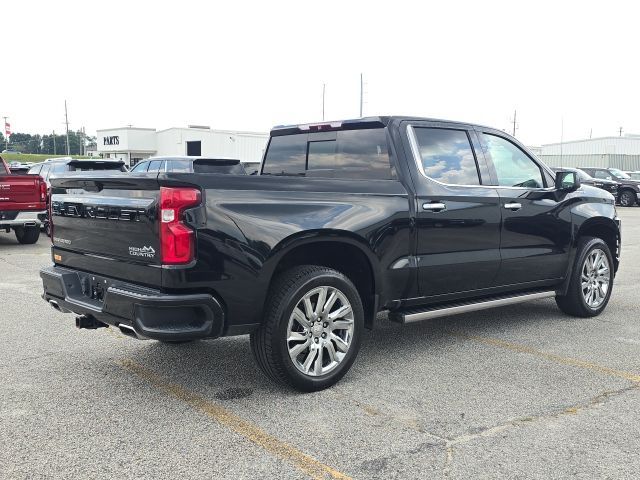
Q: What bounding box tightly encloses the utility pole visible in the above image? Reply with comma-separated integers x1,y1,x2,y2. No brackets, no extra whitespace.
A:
359,73,363,118
589,128,592,139
619,126,623,137
64,100,70,155
2,116,7,150
53,130,56,155
510,109,518,137
560,117,564,168
322,83,326,121
78,127,84,156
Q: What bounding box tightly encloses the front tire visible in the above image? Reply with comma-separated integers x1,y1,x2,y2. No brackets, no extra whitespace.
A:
556,236,614,317
14,225,40,244
250,265,364,392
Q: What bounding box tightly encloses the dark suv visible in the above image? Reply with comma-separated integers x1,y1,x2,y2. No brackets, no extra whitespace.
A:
580,167,640,206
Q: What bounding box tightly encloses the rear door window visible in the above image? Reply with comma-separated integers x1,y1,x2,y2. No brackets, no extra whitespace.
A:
411,127,480,185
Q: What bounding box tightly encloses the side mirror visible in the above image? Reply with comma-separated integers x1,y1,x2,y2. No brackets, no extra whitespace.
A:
555,170,580,191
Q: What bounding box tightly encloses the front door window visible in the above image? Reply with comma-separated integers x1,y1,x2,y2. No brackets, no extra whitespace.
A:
482,134,544,188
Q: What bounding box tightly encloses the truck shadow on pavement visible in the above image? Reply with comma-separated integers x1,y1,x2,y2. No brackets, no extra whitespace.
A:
124,300,564,395
0,234,49,249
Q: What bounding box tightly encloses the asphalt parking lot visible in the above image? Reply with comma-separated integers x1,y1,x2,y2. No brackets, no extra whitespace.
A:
2,210,640,480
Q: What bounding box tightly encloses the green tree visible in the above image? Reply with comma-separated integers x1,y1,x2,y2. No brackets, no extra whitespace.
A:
6,132,30,152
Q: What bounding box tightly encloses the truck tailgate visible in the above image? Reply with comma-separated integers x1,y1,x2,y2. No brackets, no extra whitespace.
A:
50,175,163,287
0,174,44,210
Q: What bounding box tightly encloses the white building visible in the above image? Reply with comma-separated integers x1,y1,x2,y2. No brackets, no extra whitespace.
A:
96,125,269,168
539,135,640,171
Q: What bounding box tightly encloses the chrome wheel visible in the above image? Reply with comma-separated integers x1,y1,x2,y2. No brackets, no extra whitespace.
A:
581,248,610,309
286,286,355,377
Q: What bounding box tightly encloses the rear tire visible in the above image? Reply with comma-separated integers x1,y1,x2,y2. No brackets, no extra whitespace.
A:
556,236,614,317
14,225,40,244
619,189,636,207
250,265,364,392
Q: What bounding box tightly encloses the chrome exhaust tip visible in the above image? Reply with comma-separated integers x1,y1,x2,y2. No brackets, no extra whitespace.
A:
118,323,140,339
48,299,61,312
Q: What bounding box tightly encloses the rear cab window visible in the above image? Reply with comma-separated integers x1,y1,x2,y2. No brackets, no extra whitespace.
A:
262,128,394,180
52,162,68,173
67,161,125,172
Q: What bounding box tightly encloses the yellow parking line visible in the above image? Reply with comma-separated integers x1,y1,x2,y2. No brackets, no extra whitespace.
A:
449,332,640,383
119,359,351,480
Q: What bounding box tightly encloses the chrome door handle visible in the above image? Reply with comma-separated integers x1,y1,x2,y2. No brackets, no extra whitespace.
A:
423,202,447,212
504,202,522,210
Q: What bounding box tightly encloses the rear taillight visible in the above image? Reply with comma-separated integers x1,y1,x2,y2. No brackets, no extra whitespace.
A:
39,179,47,202
159,187,201,265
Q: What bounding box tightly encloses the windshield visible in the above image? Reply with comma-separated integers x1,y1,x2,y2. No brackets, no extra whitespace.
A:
609,168,631,179
573,169,593,181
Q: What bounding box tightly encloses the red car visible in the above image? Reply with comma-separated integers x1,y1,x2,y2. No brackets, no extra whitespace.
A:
0,156,48,244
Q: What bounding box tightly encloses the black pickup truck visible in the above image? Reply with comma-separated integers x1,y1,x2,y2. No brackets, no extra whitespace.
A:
40,116,621,391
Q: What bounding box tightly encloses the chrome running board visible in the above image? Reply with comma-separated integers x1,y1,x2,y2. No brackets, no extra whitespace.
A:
390,291,556,324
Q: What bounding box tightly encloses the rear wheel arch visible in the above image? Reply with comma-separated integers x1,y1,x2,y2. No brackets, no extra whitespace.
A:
265,235,381,329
